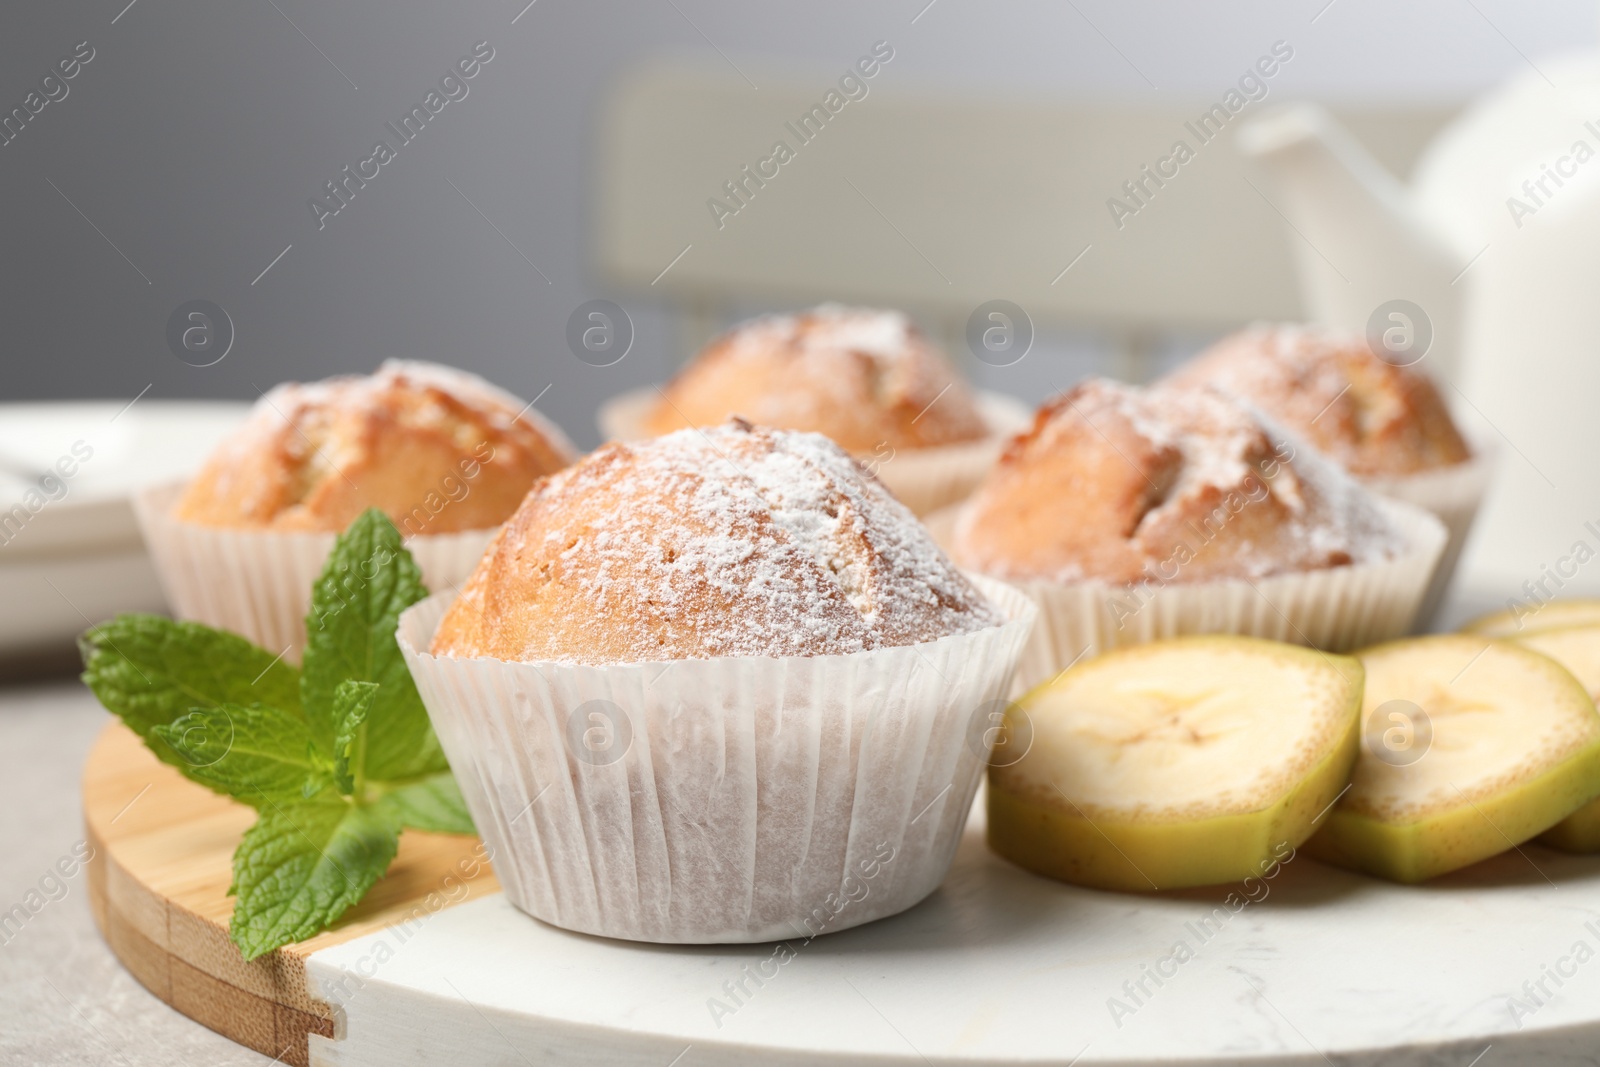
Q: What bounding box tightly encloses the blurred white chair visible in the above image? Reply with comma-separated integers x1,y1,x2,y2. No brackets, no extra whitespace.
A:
593,60,1456,383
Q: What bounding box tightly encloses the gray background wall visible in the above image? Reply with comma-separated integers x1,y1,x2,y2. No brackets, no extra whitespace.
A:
0,0,1590,449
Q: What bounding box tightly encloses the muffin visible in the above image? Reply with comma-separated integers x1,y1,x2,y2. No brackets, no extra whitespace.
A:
1166,324,1470,478
434,418,998,663
936,379,1446,689
597,305,1031,515
955,379,1402,583
176,360,573,534
1166,324,1492,622
642,305,986,450
400,419,1036,942
136,361,576,658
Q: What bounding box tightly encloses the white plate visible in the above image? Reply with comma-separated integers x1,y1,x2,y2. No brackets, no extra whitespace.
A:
0,401,249,651
305,798,1600,1066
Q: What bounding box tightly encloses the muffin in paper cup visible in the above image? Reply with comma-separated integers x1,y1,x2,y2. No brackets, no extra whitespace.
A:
1364,435,1495,629
397,575,1036,944
929,378,1456,692
928,497,1446,692
133,361,578,659
1162,324,1494,630
597,385,1030,517
134,482,496,662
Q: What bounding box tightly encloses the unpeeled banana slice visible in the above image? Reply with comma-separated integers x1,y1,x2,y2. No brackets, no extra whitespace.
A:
1464,598,1600,638
1509,625,1600,851
1308,635,1600,882
987,636,1362,892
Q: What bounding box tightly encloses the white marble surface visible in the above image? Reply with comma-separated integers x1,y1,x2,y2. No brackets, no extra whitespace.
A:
306,796,1600,1066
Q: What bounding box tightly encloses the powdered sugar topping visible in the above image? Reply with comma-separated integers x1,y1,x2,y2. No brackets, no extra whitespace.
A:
445,420,1002,665
722,304,914,364
960,378,1408,584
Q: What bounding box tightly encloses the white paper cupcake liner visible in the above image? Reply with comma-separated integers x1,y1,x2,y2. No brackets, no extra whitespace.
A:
397,576,1036,944
1363,439,1495,629
926,499,1447,693
596,386,1030,517
133,482,496,662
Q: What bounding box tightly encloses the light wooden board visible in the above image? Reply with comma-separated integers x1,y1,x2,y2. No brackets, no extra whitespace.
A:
82,722,499,1067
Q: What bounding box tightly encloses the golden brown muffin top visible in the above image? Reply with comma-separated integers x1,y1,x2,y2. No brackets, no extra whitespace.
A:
1165,324,1471,478
643,305,988,453
952,378,1404,585
431,419,1002,665
176,361,576,534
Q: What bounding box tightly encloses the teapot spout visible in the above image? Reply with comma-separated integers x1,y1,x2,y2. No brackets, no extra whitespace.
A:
1238,103,1463,375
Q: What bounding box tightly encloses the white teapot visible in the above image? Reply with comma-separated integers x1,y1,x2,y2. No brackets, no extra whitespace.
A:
1239,58,1600,598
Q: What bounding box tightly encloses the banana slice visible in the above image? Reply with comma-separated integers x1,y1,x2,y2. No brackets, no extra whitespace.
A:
1307,635,1600,882
988,636,1362,892
1463,598,1600,638
1509,626,1600,851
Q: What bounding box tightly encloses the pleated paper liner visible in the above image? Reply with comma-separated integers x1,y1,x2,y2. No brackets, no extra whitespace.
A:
595,386,1031,517
925,499,1448,693
1364,437,1495,629
397,576,1037,944
133,482,497,663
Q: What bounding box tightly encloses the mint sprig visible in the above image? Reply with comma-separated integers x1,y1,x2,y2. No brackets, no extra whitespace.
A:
227,798,400,957
82,509,474,961
79,618,304,767
330,680,378,796
155,703,329,806
303,515,445,781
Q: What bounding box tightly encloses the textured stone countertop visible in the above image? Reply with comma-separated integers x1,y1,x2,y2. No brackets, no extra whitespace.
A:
0,679,272,1067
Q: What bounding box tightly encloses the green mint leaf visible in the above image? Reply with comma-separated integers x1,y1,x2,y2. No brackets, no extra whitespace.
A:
228,796,400,961
302,509,446,781
81,614,304,770
372,773,476,835
153,704,327,808
331,680,378,795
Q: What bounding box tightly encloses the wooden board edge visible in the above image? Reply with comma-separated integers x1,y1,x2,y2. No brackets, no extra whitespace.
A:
81,719,502,1065
87,824,334,1067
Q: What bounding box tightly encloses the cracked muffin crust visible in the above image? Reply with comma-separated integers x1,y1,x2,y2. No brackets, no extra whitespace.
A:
951,378,1404,585
1165,324,1471,478
643,305,988,453
431,419,1001,665
176,361,576,534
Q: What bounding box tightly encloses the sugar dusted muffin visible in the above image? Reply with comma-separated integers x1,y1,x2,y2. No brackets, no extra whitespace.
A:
177,360,576,535
401,419,1036,943
1165,324,1471,478
952,378,1404,585
138,361,576,659
937,378,1445,683
1166,323,1489,626
433,418,1000,665
642,305,988,453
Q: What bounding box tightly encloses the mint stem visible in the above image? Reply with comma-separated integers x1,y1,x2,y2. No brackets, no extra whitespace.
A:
353,721,370,801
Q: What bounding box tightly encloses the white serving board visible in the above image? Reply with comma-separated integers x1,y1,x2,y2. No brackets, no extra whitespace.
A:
304,797,1600,1066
